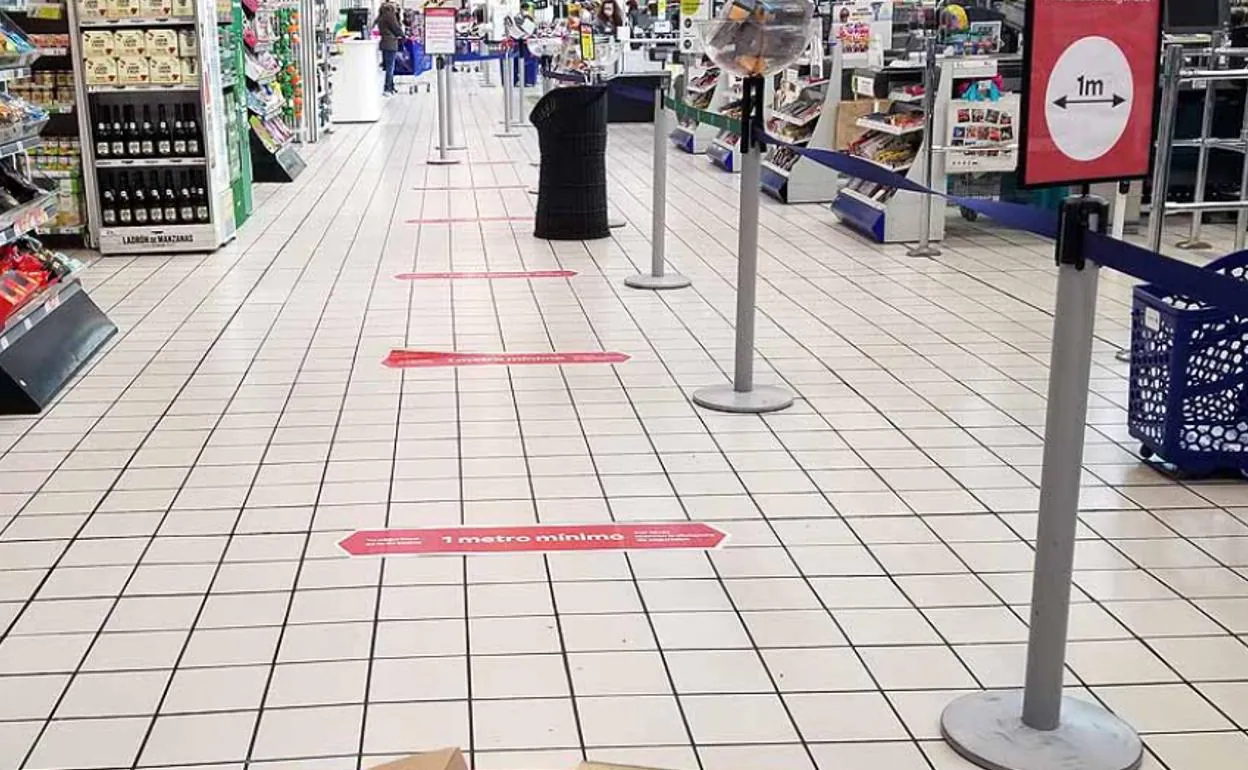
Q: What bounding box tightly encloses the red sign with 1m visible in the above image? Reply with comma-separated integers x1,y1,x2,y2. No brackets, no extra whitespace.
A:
339,523,729,556
1019,0,1162,186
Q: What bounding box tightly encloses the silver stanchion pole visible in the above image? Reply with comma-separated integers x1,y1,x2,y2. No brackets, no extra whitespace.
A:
496,53,520,137
942,195,1143,770
441,54,465,151
428,56,460,166
626,74,690,291
515,51,532,127
1148,44,1183,254
907,35,941,258
1236,93,1248,251
692,75,792,414
1178,35,1219,250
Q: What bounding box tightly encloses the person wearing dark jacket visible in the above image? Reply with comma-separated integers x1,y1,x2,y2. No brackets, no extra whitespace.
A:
375,2,404,95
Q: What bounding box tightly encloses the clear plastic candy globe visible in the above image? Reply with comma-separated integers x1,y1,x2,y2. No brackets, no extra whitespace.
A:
700,0,814,77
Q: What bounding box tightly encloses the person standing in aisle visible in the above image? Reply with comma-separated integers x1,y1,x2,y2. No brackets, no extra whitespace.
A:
375,1,405,96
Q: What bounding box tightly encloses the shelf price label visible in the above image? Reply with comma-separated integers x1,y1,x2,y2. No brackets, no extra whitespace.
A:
1019,0,1162,186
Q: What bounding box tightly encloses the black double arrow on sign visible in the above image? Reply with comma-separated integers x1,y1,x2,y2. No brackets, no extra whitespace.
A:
1052,93,1127,109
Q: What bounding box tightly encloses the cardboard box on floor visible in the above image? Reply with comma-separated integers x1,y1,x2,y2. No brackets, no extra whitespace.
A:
368,747,652,770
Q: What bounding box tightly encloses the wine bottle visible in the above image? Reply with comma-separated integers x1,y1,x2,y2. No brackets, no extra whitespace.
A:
95,106,111,159
132,177,148,225
148,174,163,224
124,107,140,157
100,175,117,226
110,108,125,158
194,172,209,222
139,106,154,157
178,171,193,223
185,105,200,156
172,105,187,156
156,105,172,156
162,171,178,223
117,173,133,225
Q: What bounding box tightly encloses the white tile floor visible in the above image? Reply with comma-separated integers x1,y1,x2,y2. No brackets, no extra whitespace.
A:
0,74,1246,770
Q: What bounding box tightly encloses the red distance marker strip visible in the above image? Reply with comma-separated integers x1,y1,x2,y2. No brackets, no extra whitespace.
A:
339,522,729,556
383,350,630,368
394,270,577,280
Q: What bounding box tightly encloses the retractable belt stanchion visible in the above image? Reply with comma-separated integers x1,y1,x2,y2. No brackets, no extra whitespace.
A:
428,56,461,166
1148,44,1183,254
692,75,793,414
907,35,941,258
626,72,691,291
941,195,1144,770
496,51,521,138
440,53,466,151
515,50,532,127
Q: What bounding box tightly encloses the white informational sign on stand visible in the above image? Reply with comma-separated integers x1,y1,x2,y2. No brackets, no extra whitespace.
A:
678,0,706,55
425,7,457,55
829,0,892,67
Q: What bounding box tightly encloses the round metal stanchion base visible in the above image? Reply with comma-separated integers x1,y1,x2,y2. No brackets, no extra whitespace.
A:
693,384,793,414
527,187,538,195
530,161,540,167
437,145,467,151
1114,348,1131,363
941,692,1143,770
907,244,942,258
625,272,691,290
427,157,461,166
1176,239,1212,250
609,217,626,229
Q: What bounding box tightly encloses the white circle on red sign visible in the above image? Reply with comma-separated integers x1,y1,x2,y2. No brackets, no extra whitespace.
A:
1044,36,1133,162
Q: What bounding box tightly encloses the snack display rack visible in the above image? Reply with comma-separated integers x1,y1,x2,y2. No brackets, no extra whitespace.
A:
706,73,773,173
0,5,116,413
669,57,722,154
218,0,252,225
242,0,304,180
829,61,953,243
68,0,239,253
760,54,842,204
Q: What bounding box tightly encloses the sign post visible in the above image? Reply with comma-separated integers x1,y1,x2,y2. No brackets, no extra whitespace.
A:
941,2,1160,769
425,9,462,163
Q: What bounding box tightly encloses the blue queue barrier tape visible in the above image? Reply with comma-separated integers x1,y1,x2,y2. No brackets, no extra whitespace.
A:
755,128,1248,318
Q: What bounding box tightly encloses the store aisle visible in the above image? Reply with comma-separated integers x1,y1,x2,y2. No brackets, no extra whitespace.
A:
0,78,1245,770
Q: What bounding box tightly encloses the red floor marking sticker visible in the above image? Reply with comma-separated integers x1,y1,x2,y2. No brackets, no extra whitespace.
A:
394,269,576,281
413,185,528,191
383,350,629,368
405,216,531,224
339,523,729,556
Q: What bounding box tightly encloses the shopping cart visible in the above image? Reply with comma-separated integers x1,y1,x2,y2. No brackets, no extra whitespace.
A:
393,39,432,94
1127,250,1248,477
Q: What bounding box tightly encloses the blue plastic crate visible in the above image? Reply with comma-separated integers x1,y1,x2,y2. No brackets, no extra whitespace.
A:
1127,250,1248,475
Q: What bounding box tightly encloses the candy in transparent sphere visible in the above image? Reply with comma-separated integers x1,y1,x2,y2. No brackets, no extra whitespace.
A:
700,0,814,77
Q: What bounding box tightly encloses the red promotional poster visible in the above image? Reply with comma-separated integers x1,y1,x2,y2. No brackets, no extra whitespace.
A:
1019,0,1163,186
339,523,730,556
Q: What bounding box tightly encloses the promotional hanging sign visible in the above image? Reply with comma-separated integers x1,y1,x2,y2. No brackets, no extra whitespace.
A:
1019,0,1163,186
339,523,729,556
424,7,457,56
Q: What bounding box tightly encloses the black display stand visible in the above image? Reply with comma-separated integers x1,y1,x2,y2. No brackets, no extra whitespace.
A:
0,281,116,414
250,136,307,182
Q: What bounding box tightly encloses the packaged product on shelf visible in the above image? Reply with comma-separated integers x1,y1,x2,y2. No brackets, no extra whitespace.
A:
172,0,193,19
145,0,173,17
177,29,196,57
78,0,107,20
149,56,181,83
145,28,178,57
180,56,199,84
82,31,115,58
84,57,118,85
117,55,149,85
0,92,48,140
114,29,145,57
108,0,143,19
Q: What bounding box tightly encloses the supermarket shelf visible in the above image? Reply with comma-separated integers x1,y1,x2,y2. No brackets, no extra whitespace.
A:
0,132,41,160
0,274,81,343
96,157,207,168
87,83,199,93
11,2,65,18
246,69,278,85
36,47,68,56
888,89,924,104
856,116,923,136
249,102,283,120
35,169,77,179
36,224,83,234
772,109,819,127
761,159,791,177
79,17,196,27
0,67,32,83
840,187,887,210
0,191,59,248
850,153,915,174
